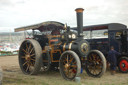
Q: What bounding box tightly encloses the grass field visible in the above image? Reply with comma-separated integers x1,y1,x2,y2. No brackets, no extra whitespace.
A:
1,56,128,85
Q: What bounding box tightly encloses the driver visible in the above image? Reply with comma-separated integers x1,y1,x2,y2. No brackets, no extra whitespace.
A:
51,30,60,35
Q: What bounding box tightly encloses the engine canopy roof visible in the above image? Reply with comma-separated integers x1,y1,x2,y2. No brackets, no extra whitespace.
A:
14,21,64,32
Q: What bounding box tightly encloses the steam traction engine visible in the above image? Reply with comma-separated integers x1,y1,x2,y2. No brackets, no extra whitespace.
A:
15,8,106,80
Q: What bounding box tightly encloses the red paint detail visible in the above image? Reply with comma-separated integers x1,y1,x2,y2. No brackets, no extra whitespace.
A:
72,69,76,73
26,38,31,39
83,26,108,31
119,59,128,72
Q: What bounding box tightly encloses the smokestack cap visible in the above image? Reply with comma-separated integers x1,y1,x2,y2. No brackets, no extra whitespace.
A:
75,8,84,13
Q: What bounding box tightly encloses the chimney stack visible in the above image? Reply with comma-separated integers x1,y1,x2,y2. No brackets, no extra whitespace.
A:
75,8,84,39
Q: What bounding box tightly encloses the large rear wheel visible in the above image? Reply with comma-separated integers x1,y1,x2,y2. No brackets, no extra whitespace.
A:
118,57,128,73
85,50,106,77
59,51,81,80
19,39,42,75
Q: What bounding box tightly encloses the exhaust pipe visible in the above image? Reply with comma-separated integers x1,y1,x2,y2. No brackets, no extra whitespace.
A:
75,8,84,39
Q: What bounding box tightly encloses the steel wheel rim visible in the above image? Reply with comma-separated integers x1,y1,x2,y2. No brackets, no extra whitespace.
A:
19,41,36,74
60,53,77,80
87,52,103,76
119,59,128,72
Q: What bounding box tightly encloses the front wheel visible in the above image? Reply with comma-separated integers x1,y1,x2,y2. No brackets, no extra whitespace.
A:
118,57,128,73
19,39,42,75
59,51,81,80
85,50,106,77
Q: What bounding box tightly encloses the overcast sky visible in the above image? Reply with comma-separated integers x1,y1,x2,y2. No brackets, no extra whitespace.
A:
0,0,128,32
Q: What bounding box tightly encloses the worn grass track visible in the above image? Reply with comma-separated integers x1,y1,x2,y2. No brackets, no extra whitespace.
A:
1,56,128,85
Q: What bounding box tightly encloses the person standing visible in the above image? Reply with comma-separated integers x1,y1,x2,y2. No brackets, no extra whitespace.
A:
108,46,121,75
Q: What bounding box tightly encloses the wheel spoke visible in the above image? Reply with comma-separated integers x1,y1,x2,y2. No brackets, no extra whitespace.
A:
96,56,101,62
21,56,25,58
88,65,92,69
26,43,29,52
67,55,69,64
72,61,76,64
30,62,34,66
30,53,35,57
33,57,35,59
94,69,98,74
31,58,35,61
70,65,77,68
69,57,74,64
23,61,28,66
65,57,67,61
22,49,28,54
99,62,103,66
63,60,66,64
88,59,93,62
89,56,93,62
69,69,74,78
92,68,96,74
97,59,101,62
30,48,34,54
96,65,102,69
64,55,77,78
92,54,96,60
26,64,30,72
67,69,70,77
88,66,93,72
28,43,31,53
65,70,69,77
